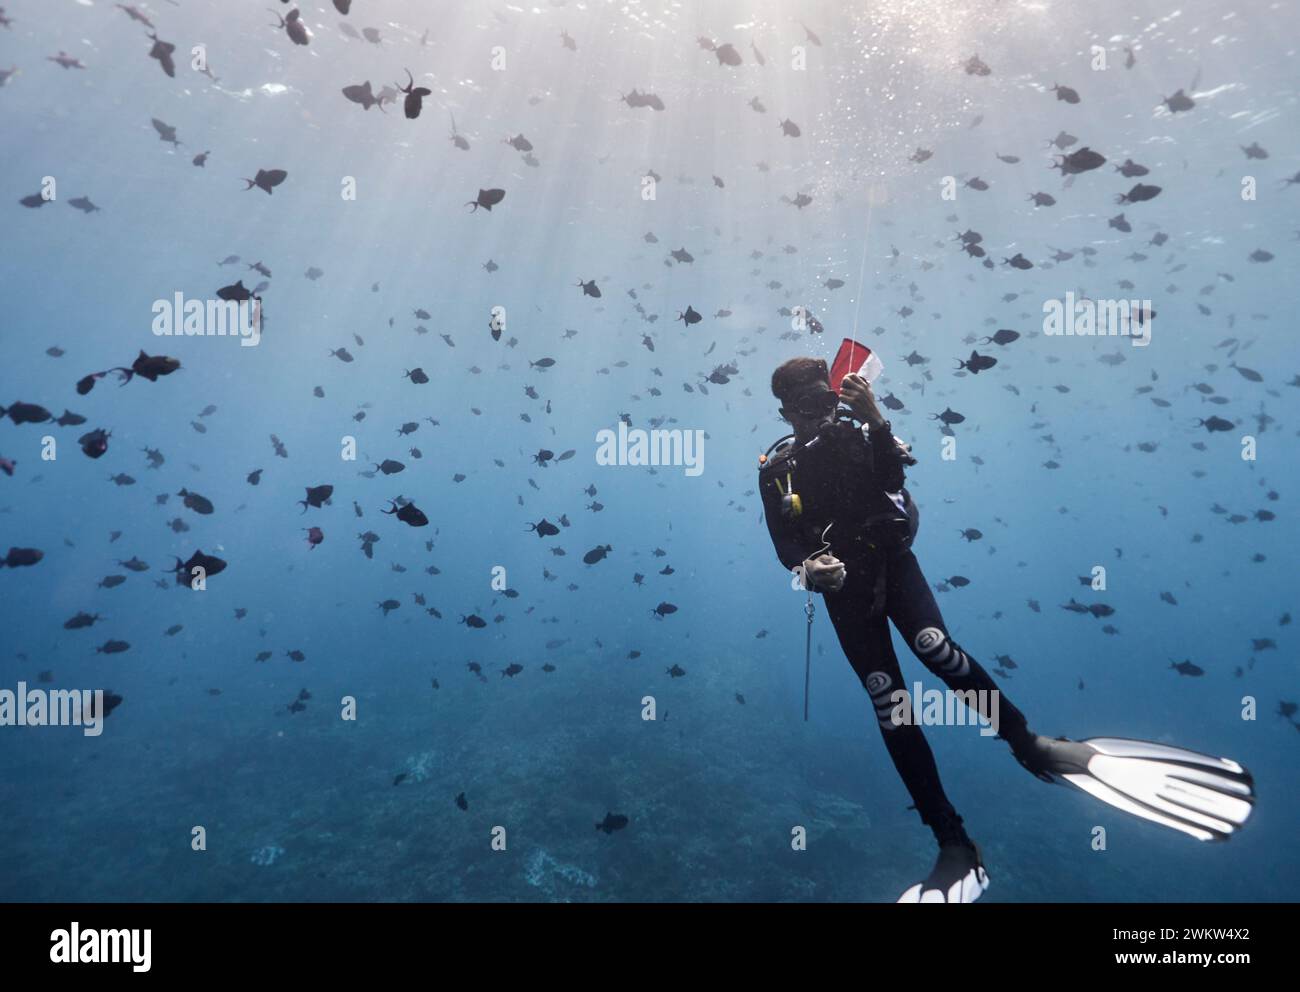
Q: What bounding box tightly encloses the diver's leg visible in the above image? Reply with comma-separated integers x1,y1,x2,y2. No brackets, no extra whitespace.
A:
823,585,989,901
884,547,1037,757
822,586,976,851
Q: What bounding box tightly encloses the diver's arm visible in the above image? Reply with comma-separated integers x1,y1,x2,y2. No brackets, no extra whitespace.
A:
759,468,814,572
867,421,914,492
839,372,914,490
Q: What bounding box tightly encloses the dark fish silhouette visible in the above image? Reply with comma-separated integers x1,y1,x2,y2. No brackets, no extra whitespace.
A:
577,279,601,298
652,602,678,618
1117,183,1161,204
299,485,334,511
1170,659,1205,677
596,812,629,834
342,81,382,111
956,351,998,374
1051,83,1079,103
621,88,665,111
172,550,227,587
1,547,43,568
178,488,214,514
242,169,288,194
383,499,428,527
1,401,53,425
150,117,181,147
466,188,505,212
397,69,430,119
1197,416,1234,433
981,329,1020,345
1115,158,1149,177
271,7,310,46
146,32,175,76
1164,89,1194,113
1052,147,1105,174
78,428,110,459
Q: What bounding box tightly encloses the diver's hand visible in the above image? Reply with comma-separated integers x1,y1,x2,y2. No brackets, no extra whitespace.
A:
840,373,887,430
803,553,846,592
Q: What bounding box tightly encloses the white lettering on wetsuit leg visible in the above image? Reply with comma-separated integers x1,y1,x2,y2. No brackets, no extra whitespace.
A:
913,627,970,678
864,671,896,730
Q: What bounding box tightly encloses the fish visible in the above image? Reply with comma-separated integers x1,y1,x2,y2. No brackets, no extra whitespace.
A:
1,402,54,425
596,812,629,834
270,7,310,46
242,168,288,194
1170,659,1205,677
342,80,382,110
583,545,612,565
981,329,1020,346
1052,147,1106,174
2,548,44,568
1051,83,1080,103
172,551,227,588
78,429,111,459
299,485,334,512
956,351,998,374
146,32,175,76
466,188,505,212
1117,183,1162,204
396,69,430,119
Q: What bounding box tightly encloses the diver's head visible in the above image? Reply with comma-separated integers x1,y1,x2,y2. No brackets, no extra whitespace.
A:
773,356,839,442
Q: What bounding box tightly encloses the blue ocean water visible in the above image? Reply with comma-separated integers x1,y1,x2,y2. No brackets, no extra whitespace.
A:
1,0,1296,902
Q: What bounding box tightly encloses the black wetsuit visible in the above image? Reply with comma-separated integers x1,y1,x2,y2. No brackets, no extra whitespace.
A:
759,418,1034,847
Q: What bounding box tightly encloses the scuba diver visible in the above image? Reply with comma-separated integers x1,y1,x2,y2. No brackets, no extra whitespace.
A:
758,356,1256,902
